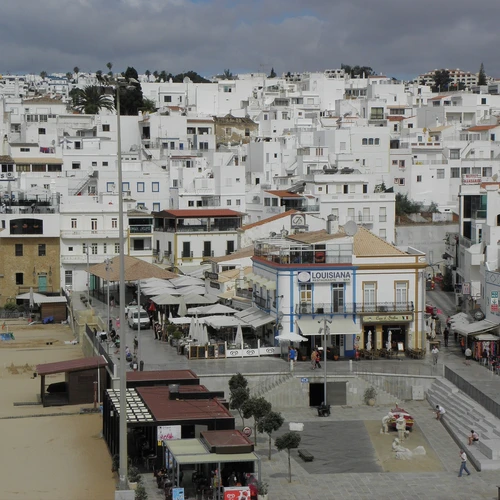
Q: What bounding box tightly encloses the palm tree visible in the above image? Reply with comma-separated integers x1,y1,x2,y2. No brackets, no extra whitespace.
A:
106,62,113,76
40,71,48,80
145,69,151,81
72,85,114,114
153,70,159,82
140,98,157,113
65,72,73,81
73,66,80,84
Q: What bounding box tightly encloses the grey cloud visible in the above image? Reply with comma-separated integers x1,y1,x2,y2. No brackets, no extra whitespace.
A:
1,0,499,79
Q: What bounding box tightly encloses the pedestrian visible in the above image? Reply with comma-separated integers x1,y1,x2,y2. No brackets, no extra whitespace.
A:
153,321,159,340
311,349,318,370
31,202,36,213
468,430,479,446
481,348,488,366
435,404,446,420
458,449,471,477
316,348,322,369
446,316,451,330
431,345,439,365
289,346,296,369
443,327,449,347
465,346,472,366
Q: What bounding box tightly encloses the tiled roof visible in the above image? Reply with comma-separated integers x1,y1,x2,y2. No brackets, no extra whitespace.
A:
429,95,450,101
387,116,405,121
287,229,344,244
155,209,243,218
37,356,107,376
265,190,302,198
126,369,198,383
23,97,65,105
467,125,499,132
0,155,14,163
353,226,406,256
207,246,254,263
89,255,177,281
13,157,63,165
241,209,299,230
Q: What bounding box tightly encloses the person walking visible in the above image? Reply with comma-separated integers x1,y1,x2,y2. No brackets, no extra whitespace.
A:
465,346,472,366
431,345,439,365
289,346,296,371
311,349,318,370
443,327,449,347
481,348,488,366
458,449,471,477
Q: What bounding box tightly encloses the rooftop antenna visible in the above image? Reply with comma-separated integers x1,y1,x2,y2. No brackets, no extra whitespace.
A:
344,220,358,237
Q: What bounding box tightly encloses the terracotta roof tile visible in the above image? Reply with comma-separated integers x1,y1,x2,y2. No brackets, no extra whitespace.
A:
353,226,406,256
37,356,107,376
264,190,303,198
89,255,177,281
241,209,299,230
207,246,254,263
467,125,499,132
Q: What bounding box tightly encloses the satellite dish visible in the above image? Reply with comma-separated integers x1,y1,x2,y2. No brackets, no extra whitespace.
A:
344,220,358,237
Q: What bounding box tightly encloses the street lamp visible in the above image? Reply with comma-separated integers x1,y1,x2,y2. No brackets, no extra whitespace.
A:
108,76,138,490
105,258,112,337
318,318,332,406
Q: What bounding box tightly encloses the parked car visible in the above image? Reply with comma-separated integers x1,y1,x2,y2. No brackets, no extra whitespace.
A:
127,310,150,330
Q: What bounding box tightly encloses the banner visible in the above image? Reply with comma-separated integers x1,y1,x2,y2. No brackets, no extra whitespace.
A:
158,425,181,441
491,291,498,313
223,487,250,500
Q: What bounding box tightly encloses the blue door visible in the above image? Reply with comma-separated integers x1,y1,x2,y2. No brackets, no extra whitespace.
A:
38,275,47,292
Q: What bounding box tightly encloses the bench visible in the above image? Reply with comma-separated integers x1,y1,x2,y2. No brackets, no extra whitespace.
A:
298,449,314,462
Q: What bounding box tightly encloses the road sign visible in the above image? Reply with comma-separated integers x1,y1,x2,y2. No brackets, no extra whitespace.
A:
301,378,309,383
173,488,185,500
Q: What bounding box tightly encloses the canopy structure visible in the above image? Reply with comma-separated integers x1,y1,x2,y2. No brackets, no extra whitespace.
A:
203,316,244,329
450,312,471,325
296,317,359,336
170,286,207,296
89,255,177,281
170,276,205,288
187,304,237,316
170,316,197,325
453,319,499,337
16,292,67,305
276,332,307,342
235,307,274,329
152,293,217,306
473,333,499,341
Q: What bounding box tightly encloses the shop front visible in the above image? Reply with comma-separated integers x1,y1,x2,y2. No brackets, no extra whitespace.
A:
361,313,414,353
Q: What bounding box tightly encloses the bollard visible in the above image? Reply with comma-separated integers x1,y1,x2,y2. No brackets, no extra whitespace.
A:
140,360,144,372
349,359,353,372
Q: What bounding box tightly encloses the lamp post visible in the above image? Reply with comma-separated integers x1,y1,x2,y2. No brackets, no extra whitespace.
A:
105,258,112,336
318,318,332,406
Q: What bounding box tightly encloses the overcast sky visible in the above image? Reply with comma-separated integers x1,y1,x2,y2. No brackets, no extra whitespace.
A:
1,0,498,80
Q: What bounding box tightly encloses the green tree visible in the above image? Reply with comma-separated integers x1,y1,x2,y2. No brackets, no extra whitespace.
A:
73,66,80,83
117,67,144,115
140,98,157,113
106,61,113,76
95,70,103,83
145,69,151,80
242,396,271,445
395,193,422,216
275,432,301,482
228,373,248,393
257,411,284,460
158,70,170,82
230,386,250,427
71,85,114,114
432,69,451,92
173,71,210,83
65,72,73,81
478,63,487,86
268,67,277,78
40,71,47,80
221,69,233,80
341,64,374,78
153,70,159,81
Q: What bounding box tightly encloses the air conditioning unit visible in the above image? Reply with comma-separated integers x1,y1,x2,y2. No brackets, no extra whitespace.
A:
300,303,308,314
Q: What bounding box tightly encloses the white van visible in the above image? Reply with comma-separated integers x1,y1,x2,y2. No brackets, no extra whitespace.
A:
127,310,150,330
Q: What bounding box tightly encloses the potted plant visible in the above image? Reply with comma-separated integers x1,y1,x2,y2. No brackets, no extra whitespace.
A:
111,454,119,473
128,465,142,490
363,386,377,406
332,345,340,361
257,480,269,500
135,483,148,500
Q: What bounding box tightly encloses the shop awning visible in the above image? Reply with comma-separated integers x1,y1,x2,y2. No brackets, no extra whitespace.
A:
235,307,275,329
453,319,499,337
473,333,499,341
296,317,359,336
263,281,277,291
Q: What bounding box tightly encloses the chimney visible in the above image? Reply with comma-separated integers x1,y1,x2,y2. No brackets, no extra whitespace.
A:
327,214,339,234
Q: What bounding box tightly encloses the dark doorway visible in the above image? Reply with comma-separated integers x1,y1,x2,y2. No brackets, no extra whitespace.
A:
309,382,347,407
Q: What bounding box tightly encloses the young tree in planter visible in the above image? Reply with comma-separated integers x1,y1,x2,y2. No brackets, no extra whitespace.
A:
230,385,250,427
228,373,248,393
257,410,284,460
242,396,272,445
275,432,301,482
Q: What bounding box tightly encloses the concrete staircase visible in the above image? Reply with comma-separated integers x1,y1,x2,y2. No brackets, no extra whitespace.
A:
255,374,308,408
250,372,293,399
426,378,500,471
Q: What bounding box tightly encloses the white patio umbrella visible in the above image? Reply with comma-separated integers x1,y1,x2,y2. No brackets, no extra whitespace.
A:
188,316,196,339
201,323,209,345
234,324,244,348
366,330,373,351
177,296,187,317
387,330,392,351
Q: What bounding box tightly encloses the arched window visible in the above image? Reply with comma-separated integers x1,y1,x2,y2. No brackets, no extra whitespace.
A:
10,219,43,235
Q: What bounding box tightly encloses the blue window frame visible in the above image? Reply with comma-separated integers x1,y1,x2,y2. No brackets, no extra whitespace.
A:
137,182,145,193
152,182,159,192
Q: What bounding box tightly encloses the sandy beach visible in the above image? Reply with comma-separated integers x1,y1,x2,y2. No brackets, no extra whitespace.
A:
0,321,116,500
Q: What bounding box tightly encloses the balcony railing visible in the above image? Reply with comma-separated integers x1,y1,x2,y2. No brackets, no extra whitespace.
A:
295,301,414,315
346,215,374,224
61,229,124,238
300,205,320,212
235,289,253,299
129,225,152,234
472,210,487,219
155,225,239,233
254,295,270,310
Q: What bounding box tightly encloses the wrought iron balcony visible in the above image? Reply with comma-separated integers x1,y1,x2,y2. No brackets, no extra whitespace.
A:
295,301,414,315
254,295,270,311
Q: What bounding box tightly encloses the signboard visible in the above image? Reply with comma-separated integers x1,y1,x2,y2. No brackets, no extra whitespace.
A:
157,425,181,442
363,314,413,323
291,213,307,229
173,488,185,500
462,282,471,295
300,377,309,383
223,487,250,500
297,270,352,283
205,271,219,280
491,291,499,313
462,174,481,185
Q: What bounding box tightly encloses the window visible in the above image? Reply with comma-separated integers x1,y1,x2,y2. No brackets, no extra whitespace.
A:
363,184,368,194
68,247,73,252
91,243,98,255
106,182,115,192
340,142,346,151
102,161,108,167
483,167,492,177
437,169,445,179
39,115,48,122
363,283,376,310
331,283,344,313
38,128,46,135
226,199,231,206
82,243,87,254
225,128,231,135
152,182,159,192
226,240,235,254
370,107,384,119
272,198,279,207
236,199,241,206
91,218,98,231
375,138,380,145
38,244,46,256
164,95,172,102
15,272,23,285
71,218,77,229
65,270,73,287
481,98,487,105
115,243,120,254
416,175,422,182
362,138,368,145
15,244,23,256
72,162,81,169
103,243,107,254
111,218,118,229
399,160,405,168
102,124,110,132
395,282,408,305
379,207,387,222
20,147,31,152
450,149,460,160
122,182,130,192
392,160,398,165
245,128,250,137
188,201,194,207
92,161,97,167
300,283,312,305
153,203,160,212
137,182,145,192
172,179,178,188
264,198,270,206
451,167,460,178
379,228,387,240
